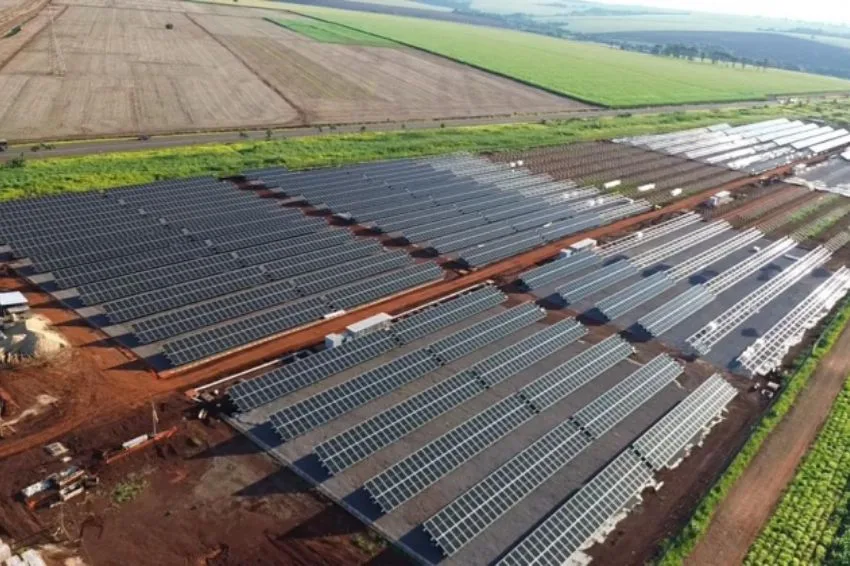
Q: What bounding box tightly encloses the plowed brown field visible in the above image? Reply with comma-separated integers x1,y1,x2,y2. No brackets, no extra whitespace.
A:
0,0,584,141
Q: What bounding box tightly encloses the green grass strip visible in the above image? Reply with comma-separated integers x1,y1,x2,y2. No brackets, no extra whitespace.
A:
657,295,850,565
0,105,833,202
265,17,397,46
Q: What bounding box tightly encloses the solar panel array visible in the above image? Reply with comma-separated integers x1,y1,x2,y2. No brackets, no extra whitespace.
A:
739,267,850,376
422,354,682,556
269,303,545,442
247,155,651,269
637,236,800,338
687,246,831,355
618,118,850,174
498,375,736,566
595,228,762,321
314,318,586,474
0,175,451,367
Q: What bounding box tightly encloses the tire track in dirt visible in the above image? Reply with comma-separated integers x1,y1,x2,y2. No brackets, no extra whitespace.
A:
685,322,850,566
185,12,309,126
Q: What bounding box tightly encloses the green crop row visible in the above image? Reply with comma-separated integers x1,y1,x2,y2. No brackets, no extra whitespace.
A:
0,106,807,202
656,295,850,565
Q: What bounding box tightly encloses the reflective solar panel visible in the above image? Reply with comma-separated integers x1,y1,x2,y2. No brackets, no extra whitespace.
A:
270,348,441,442
427,303,544,364
557,260,639,304
365,395,536,512
315,370,486,474
228,331,398,412
473,318,587,387
518,250,602,290
162,297,328,366
496,450,653,566
391,286,507,345
520,335,634,411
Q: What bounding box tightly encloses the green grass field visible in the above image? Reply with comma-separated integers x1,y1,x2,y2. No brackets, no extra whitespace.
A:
265,18,397,46
1,103,846,201
259,2,850,107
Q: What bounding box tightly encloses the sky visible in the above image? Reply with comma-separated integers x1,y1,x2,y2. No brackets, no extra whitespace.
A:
592,0,850,26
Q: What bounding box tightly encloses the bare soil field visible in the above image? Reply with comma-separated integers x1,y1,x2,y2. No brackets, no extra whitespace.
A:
0,0,583,140
194,12,581,124
0,402,393,565
0,3,300,140
0,0,48,37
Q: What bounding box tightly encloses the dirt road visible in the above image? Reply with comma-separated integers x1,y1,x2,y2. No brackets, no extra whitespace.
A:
686,322,850,565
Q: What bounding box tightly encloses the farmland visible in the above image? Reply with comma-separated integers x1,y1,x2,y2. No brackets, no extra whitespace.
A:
243,1,850,107
593,31,850,81
0,0,580,140
267,17,398,45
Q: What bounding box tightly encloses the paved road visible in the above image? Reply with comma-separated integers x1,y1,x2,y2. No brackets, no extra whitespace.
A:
0,99,801,163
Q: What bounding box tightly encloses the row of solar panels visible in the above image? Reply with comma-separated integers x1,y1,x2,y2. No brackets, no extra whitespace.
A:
618,119,850,175
246,156,653,269
254,302,735,561
498,375,736,566
229,285,508,413
4,175,450,368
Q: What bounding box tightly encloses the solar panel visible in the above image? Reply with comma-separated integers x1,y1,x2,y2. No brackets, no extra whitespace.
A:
518,251,602,290
131,279,300,343
51,244,211,289
460,232,545,268
391,286,507,345
540,214,601,243
269,348,440,442
263,241,383,280
317,317,585,474
556,260,639,305
292,252,412,296
103,267,268,323
326,263,443,310
571,354,682,437
236,231,352,266
162,297,328,366
632,374,736,470
430,223,516,254
403,216,488,244
427,303,544,364
496,450,653,566
595,271,675,321
473,318,587,387
315,370,486,474
519,335,634,411
638,285,715,337
365,395,537,512
424,354,678,556
423,419,590,556
228,331,398,412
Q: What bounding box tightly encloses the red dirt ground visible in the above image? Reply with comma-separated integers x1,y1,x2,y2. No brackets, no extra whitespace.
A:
685,319,850,566
0,401,400,566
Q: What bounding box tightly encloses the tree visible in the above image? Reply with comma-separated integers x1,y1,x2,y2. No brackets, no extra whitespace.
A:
165,23,173,30
265,129,273,141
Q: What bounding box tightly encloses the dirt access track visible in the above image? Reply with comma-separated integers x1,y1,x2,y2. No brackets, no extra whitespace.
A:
0,0,584,141
685,321,850,565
